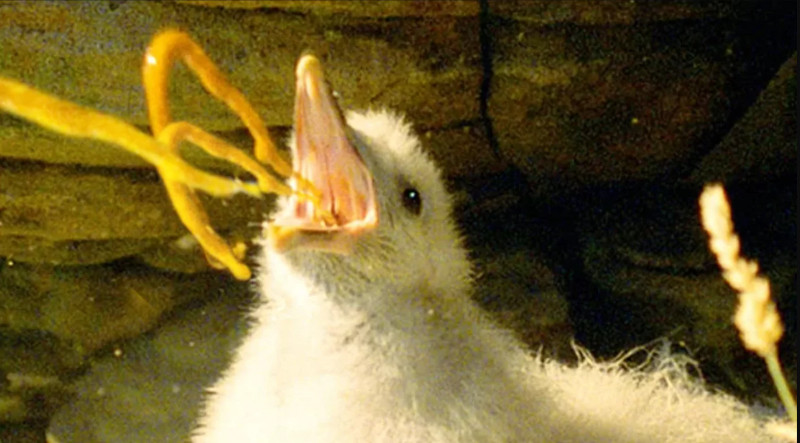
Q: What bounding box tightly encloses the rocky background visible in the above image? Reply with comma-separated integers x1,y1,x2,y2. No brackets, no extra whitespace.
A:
0,1,795,442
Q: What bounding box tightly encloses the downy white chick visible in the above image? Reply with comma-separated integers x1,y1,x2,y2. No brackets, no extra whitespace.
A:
192,56,785,442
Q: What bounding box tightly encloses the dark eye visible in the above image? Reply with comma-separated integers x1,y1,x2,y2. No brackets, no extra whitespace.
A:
401,188,422,215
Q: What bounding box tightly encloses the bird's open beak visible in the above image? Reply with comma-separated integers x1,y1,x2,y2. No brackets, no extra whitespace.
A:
267,55,378,253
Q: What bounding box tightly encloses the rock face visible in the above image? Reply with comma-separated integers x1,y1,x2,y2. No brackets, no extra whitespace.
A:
0,1,795,439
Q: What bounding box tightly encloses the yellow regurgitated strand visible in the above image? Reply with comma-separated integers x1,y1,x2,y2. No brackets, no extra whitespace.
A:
0,76,257,198
0,30,324,280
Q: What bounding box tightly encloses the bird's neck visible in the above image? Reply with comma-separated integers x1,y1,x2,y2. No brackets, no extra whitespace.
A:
256,248,530,396
234,248,560,441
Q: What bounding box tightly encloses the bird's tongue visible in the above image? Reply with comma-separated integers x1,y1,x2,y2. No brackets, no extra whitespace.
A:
268,55,377,253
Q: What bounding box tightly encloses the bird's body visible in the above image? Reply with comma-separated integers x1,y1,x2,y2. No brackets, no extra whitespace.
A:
195,106,562,441
196,222,549,442
192,56,785,442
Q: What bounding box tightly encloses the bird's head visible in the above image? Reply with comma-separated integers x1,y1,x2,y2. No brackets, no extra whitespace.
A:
265,55,470,303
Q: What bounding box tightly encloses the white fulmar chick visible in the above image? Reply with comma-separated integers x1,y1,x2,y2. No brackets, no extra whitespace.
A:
192,56,785,442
